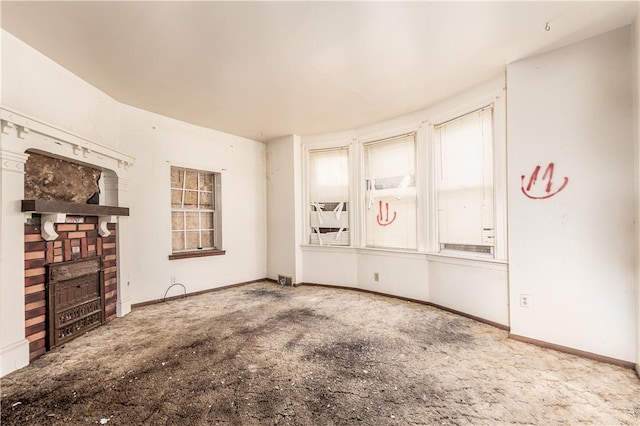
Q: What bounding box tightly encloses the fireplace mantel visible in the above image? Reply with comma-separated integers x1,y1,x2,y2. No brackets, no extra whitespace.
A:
21,199,129,216
22,199,130,241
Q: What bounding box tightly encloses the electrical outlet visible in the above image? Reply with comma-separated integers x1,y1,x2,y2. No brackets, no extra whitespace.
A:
171,275,176,284
520,294,530,308
374,272,380,282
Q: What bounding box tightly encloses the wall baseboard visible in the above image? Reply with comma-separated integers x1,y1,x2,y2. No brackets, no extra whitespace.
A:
131,278,267,309
509,333,636,371
300,282,510,331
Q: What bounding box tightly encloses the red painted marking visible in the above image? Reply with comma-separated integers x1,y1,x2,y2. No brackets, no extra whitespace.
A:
376,200,397,226
521,162,569,199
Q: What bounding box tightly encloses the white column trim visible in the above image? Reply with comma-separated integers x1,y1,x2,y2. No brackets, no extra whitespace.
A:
0,106,135,175
0,149,29,173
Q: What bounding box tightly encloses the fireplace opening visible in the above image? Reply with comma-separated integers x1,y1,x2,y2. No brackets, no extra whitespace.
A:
47,256,105,349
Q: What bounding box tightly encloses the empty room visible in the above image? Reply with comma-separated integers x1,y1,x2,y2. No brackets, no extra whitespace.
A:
1,1,640,424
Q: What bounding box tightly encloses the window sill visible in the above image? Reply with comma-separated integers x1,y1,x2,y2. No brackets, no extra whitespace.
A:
168,249,226,260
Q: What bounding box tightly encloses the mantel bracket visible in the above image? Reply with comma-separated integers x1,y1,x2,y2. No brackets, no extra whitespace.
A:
98,216,117,237
41,213,66,241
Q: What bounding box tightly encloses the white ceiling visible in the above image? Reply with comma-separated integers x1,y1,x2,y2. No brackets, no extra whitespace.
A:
1,1,638,142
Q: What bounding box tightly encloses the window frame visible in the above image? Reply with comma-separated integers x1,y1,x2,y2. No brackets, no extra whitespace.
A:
434,105,496,257
361,132,419,251
168,165,224,260
307,146,351,247
426,90,507,261
302,139,355,248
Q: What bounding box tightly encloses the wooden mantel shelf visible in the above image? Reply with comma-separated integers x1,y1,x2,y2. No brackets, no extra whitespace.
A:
21,199,129,217
22,200,129,241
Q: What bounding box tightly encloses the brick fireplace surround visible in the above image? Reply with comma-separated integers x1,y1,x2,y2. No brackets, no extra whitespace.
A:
24,218,118,360
0,107,134,376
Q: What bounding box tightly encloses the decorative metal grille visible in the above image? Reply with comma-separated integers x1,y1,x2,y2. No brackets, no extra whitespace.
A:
48,257,105,348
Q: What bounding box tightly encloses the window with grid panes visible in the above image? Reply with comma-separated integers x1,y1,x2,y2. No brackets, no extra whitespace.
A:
170,167,218,252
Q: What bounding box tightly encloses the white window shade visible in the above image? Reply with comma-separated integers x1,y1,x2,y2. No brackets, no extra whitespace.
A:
308,148,350,246
309,148,349,202
436,107,494,252
364,133,417,250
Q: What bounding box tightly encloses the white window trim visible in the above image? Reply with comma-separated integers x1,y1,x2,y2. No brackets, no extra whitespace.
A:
169,163,224,256
425,88,507,261
302,140,355,247
360,130,420,250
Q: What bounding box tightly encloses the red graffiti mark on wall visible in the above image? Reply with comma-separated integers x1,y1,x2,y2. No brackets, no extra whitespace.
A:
521,163,569,199
376,200,397,226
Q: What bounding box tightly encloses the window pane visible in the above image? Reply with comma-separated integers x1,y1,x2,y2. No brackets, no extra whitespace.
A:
172,231,185,251
200,173,213,191
183,190,198,207
185,212,200,230
201,212,213,230
436,107,494,250
200,191,213,208
364,134,417,250
184,170,198,190
171,211,184,231
171,168,183,188
185,231,200,250
201,230,214,248
171,190,183,208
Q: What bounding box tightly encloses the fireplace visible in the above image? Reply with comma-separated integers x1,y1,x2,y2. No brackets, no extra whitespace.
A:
47,256,105,348
21,151,128,359
24,214,120,359
1,107,133,376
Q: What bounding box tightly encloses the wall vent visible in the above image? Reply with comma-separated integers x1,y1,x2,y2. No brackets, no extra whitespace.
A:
278,275,293,286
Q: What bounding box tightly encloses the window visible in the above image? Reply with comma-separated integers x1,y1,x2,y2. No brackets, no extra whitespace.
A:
364,133,417,250
308,148,349,246
435,106,494,254
170,166,222,258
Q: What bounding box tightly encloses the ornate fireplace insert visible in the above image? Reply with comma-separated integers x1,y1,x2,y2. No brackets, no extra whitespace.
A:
47,256,105,348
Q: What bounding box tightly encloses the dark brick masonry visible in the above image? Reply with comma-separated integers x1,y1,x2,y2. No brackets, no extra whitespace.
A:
24,216,117,360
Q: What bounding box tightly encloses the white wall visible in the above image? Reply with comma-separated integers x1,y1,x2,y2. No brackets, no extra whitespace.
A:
633,12,640,375
121,105,267,303
266,135,303,284
1,30,120,149
508,27,636,362
357,250,429,301
428,256,508,326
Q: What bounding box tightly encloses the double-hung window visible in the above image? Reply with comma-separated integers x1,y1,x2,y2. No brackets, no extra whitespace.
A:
308,148,350,246
364,133,417,250
170,166,221,255
435,106,494,255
